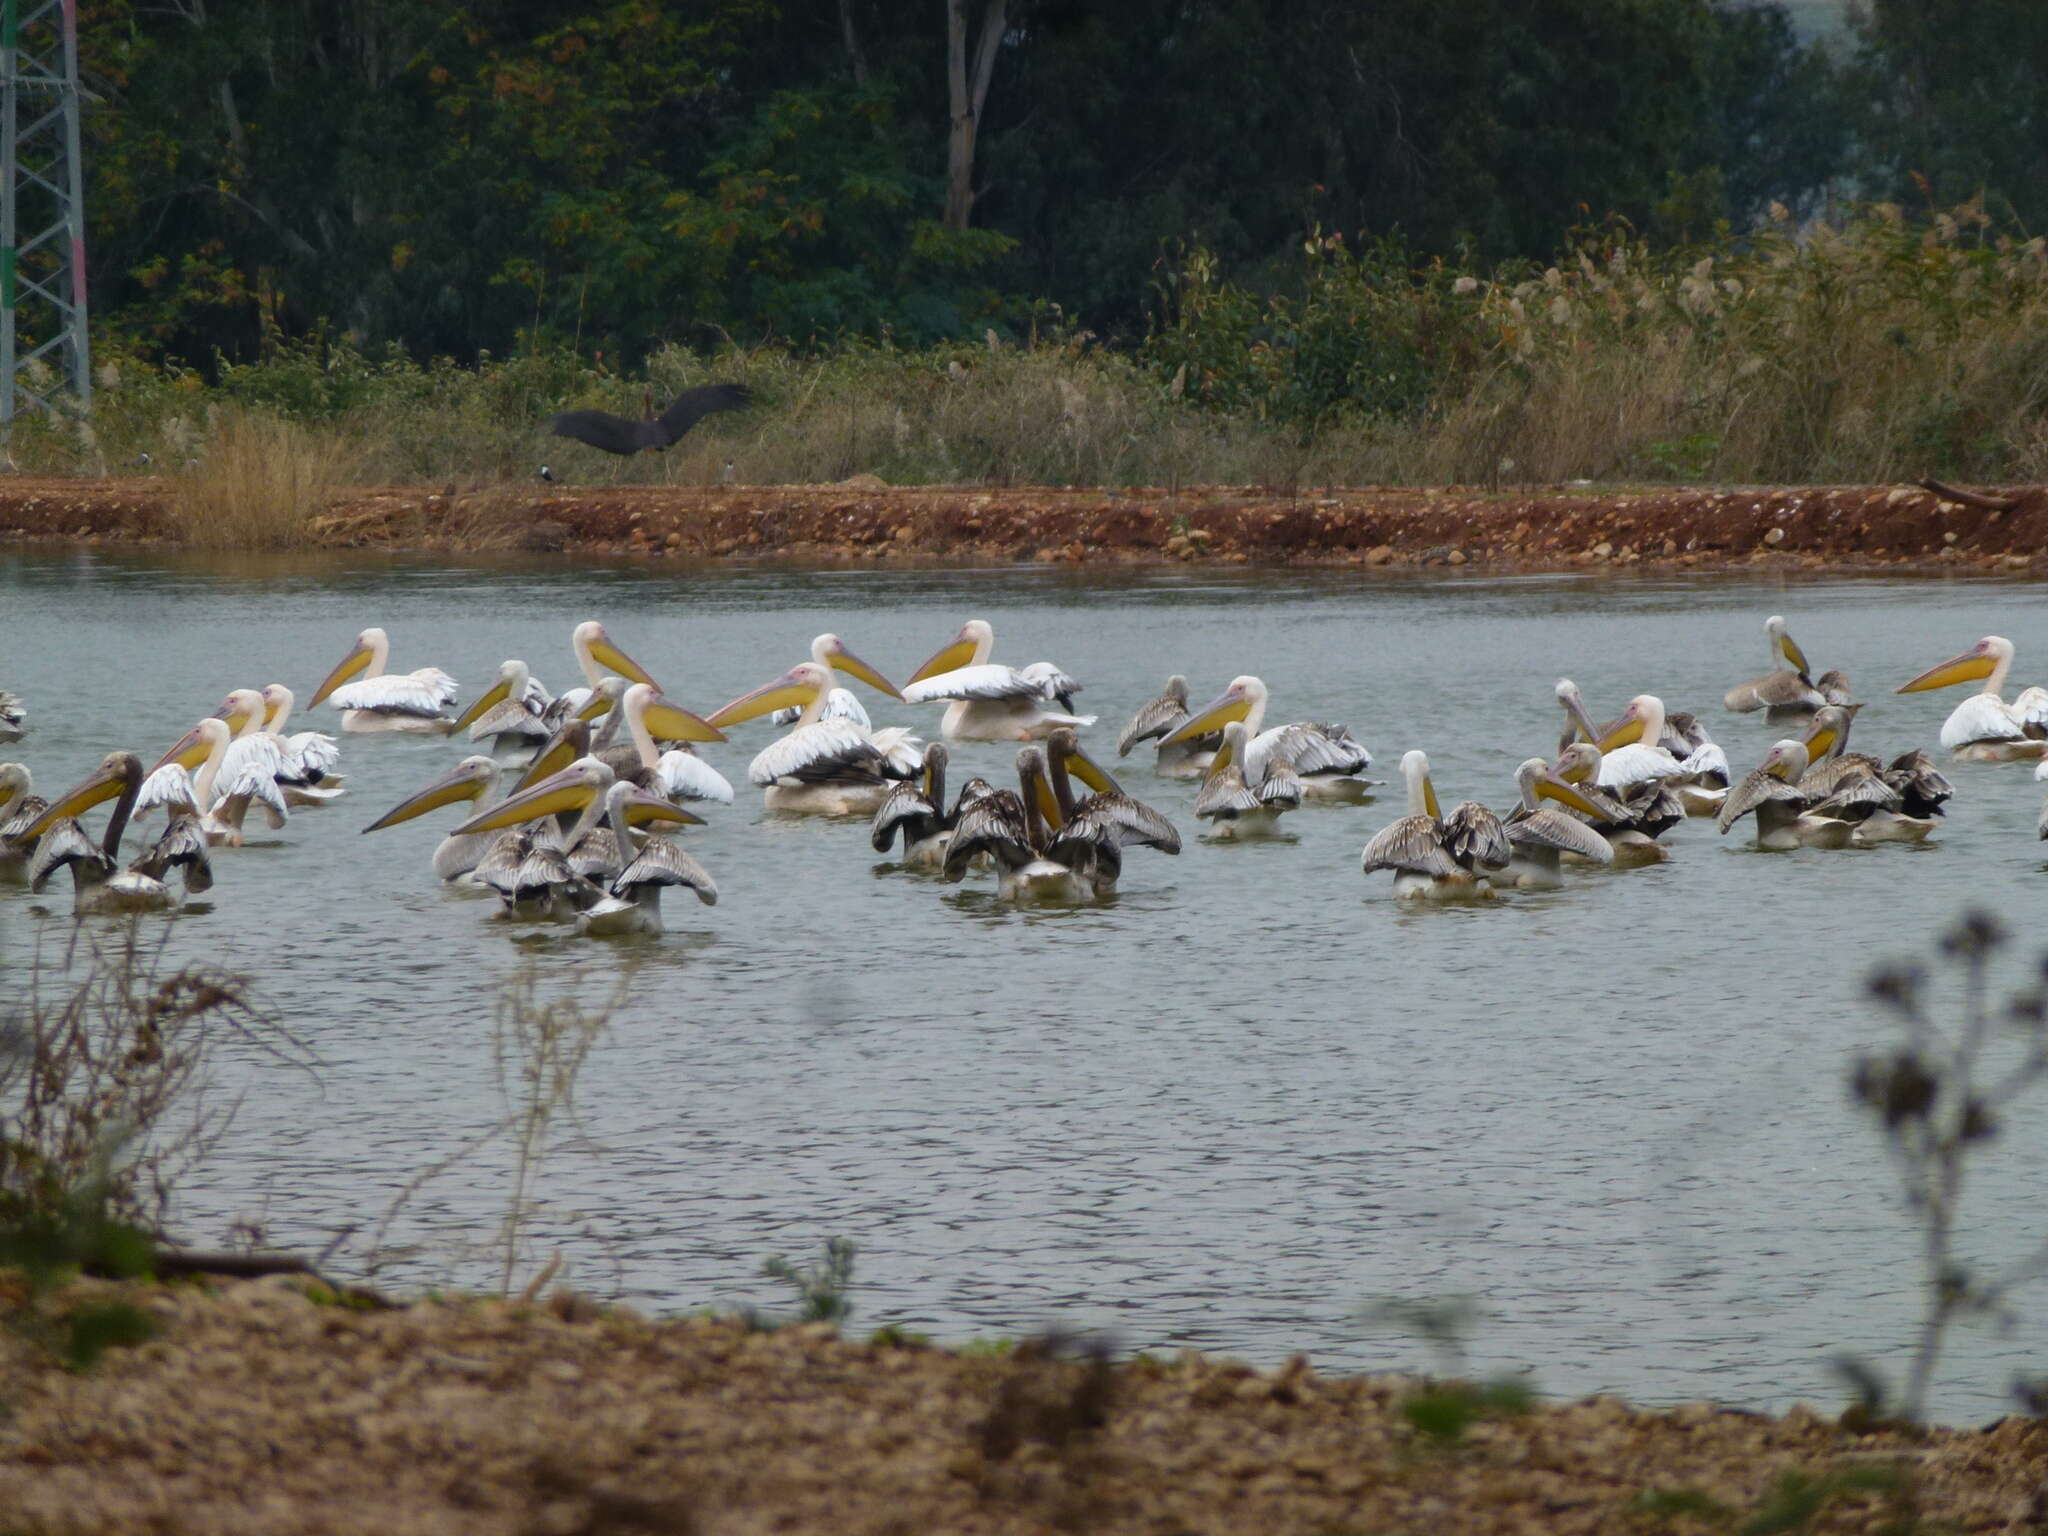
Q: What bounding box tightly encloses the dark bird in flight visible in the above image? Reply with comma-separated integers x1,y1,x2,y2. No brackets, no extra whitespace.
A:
547,382,753,457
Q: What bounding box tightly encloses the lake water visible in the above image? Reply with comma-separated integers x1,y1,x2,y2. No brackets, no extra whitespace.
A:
3,547,2046,1422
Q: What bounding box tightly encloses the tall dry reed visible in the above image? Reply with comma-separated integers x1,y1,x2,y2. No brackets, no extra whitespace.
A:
165,408,349,549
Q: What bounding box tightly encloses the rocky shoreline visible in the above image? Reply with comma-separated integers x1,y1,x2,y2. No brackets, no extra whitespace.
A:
0,1276,2043,1534
0,475,2043,574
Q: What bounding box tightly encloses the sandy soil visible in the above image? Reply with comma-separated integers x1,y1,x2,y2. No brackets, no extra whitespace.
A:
0,474,2042,573
0,1277,2043,1534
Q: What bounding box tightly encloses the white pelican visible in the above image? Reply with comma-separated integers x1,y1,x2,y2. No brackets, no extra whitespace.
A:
577,780,718,938
1360,750,1510,901
542,621,662,726
0,762,48,880
144,715,290,846
707,660,920,815
940,747,1092,901
1495,759,1616,888
308,627,459,733
22,752,213,912
1724,615,1825,716
901,620,1094,741
258,684,345,805
1796,706,1938,845
0,688,22,742
769,635,905,728
870,744,993,869
1194,720,1303,838
1550,742,1679,865
1897,636,2048,760
1662,710,1731,817
361,755,509,881
1117,675,1218,777
1715,740,1851,849
1157,675,1372,801
594,683,733,804
451,757,704,921
453,659,555,758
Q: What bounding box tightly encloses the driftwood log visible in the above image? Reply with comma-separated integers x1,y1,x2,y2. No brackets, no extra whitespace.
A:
1919,476,2021,512
142,1246,396,1308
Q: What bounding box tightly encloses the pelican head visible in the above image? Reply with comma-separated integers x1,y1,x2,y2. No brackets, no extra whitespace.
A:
1815,668,1854,705
1898,635,2012,694
512,719,592,792
363,756,500,833
620,682,726,745
209,687,266,734
261,683,297,731
1602,694,1668,752
1552,741,1602,785
1398,748,1441,820
1044,725,1121,795
1209,719,1253,778
309,627,390,706
920,741,950,796
454,757,615,836
452,659,534,734
1514,755,1612,817
152,715,232,775
0,761,30,809
1761,739,1811,781
1765,615,1810,675
1802,704,1855,763
1163,675,1190,706
707,662,830,729
599,777,702,834
572,620,660,690
1554,678,1601,746
1163,674,1266,746
908,619,995,684
22,752,142,839
812,634,903,700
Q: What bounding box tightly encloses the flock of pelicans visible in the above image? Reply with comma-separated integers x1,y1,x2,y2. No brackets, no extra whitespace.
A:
2,613,2046,930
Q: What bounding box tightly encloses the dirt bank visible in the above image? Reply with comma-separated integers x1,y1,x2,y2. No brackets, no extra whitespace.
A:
0,475,2043,573
0,1277,2042,1534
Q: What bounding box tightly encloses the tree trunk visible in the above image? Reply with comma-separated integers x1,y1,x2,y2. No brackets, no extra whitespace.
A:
943,0,1008,230
839,0,869,86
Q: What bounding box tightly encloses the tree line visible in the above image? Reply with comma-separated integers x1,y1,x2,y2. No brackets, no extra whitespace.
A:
74,0,2044,370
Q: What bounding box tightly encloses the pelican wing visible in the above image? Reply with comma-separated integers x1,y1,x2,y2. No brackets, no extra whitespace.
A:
280,730,342,782
1595,742,1687,791
1249,722,1371,780
1443,801,1511,871
29,819,104,892
1674,741,1730,785
1725,670,1822,713
771,688,873,731
943,789,1032,879
1506,805,1613,862
902,665,1042,704
468,698,547,743
1069,792,1181,853
0,793,49,846
1940,693,2026,750
132,814,214,892
1361,815,1459,877
1884,750,1953,816
472,829,532,899
0,689,23,732
137,762,200,817
613,835,717,906
328,668,458,716
865,726,925,779
749,722,886,786
871,781,941,851
655,749,735,804
1800,753,1886,802
1716,768,1807,831
1117,692,1190,756
1017,661,1083,706
1258,762,1305,809
1809,769,1903,817
543,687,592,728
1194,770,1260,820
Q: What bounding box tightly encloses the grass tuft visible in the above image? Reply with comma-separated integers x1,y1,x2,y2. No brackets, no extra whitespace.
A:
165,407,348,550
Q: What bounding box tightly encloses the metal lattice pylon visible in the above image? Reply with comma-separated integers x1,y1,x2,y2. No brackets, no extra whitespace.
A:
0,0,88,425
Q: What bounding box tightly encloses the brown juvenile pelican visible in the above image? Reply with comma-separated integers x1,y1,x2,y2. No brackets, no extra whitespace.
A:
901,620,1094,740
0,687,24,742
0,762,48,879
307,627,459,733
1495,758,1617,888
548,382,751,456
1193,720,1303,838
940,747,1090,902
1550,742,1679,865
1897,636,2048,760
1117,675,1217,777
22,752,212,912
1360,750,1510,901
1725,615,1825,717
1798,706,1938,844
1041,727,1182,892
453,659,555,758
1158,675,1372,800
578,780,718,937
870,744,991,869
1716,740,1853,849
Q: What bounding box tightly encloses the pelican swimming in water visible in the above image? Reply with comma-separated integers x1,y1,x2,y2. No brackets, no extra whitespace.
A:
1724,615,1826,717
1897,636,2048,760
1360,750,1510,901
1194,720,1303,838
0,762,48,880
308,627,459,733
901,620,1094,741
1797,705,1940,845
592,683,733,804
1550,742,1680,865
940,747,1094,901
708,660,921,815
0,688,23,742
1717,740,1853,849
362,754,510,881
143,714,290,846
1039,727,1181,892
576,780,718,937
1494,758,1618,888
542,620,664,728
1117,675,1219,777
769,635,905,729
22,752,212,912
870,744,992,869
1157,675,1372,801
256,684,345,805
453,659,555,758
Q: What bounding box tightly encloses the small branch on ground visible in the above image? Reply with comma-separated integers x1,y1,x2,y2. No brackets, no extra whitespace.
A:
1917,476,2020,512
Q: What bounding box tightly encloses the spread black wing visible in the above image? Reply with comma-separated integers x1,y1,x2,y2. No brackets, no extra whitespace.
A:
548,382,753,456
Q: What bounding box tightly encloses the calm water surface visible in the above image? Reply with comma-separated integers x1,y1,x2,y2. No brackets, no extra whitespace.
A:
4,549,2047,1422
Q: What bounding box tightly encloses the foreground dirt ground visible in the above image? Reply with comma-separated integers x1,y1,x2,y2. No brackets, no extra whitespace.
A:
0,474,2043,572
1,1278,2043,1535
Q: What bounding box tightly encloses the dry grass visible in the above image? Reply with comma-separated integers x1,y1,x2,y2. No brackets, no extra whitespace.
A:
165,407,350,550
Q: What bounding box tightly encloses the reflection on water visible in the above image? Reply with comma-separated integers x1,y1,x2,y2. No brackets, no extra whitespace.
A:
4,547,2048,1421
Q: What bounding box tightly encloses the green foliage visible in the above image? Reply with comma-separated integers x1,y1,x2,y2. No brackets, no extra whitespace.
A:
759,1236,856,1326
1399,1377,1535,1444
1631,1485,1734,1523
